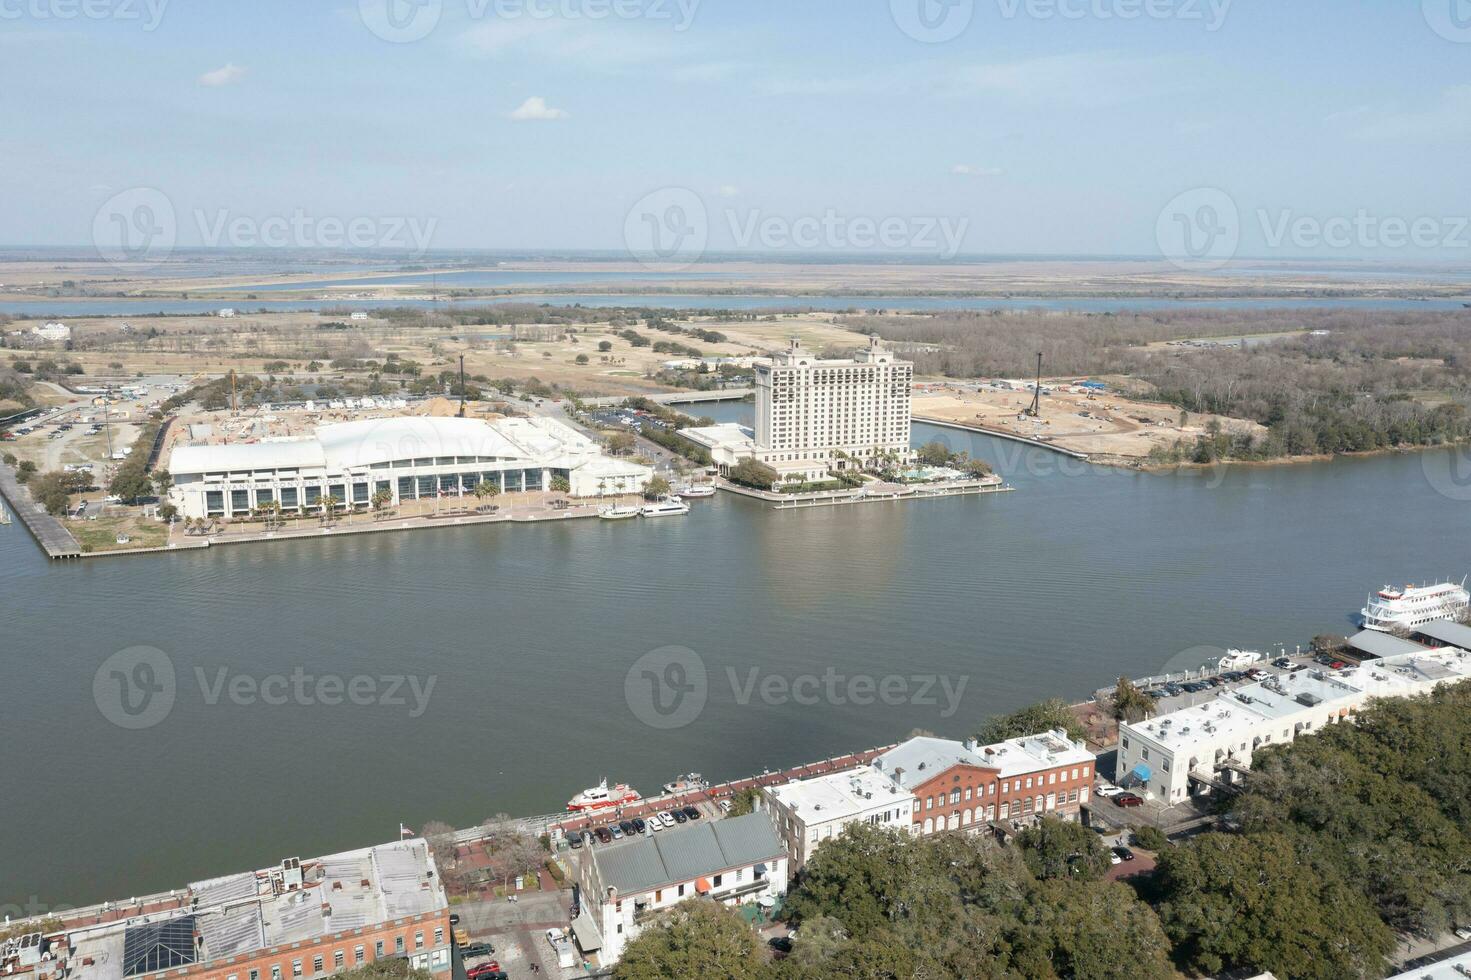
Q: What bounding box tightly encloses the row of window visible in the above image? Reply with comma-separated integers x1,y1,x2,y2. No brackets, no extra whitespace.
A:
220,927,445,980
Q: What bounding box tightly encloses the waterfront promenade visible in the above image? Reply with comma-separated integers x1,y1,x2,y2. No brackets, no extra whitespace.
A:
0,461,81,558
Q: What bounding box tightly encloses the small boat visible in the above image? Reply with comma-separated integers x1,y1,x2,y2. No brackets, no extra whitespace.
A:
640,496,690,517
662,772,709,795
598,505,641,520
568,778,642,812
675,483,716,498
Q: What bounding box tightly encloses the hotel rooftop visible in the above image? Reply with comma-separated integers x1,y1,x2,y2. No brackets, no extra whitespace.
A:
766,765,912,819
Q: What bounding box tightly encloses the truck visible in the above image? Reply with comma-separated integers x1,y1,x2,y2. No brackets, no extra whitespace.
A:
545,928,577,969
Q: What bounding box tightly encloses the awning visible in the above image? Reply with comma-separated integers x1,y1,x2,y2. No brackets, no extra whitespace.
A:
570,910,602,953
1131,763,1153,782
755,863,768,876
695,877,712,895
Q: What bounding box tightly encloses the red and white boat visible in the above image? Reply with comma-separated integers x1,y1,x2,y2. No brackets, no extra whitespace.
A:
567,778,641,812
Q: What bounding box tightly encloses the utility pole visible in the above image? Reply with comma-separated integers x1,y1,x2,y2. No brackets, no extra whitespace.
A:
458,355,466,418
1024,352,1043,418
229,369,238,415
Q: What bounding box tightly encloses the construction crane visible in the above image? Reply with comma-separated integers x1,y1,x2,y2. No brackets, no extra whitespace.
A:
1023,352,1043,418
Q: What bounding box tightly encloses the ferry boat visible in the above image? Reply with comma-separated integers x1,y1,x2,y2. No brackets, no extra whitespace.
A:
675,483,716,498
662,772,709,795
1360,580,1469,632
640,496,690,518
598,505,641,521
567,779,642,812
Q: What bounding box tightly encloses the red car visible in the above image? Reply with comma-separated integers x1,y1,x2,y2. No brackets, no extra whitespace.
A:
467,963,501,979
1113,793,1144,808
1328,660,1346,670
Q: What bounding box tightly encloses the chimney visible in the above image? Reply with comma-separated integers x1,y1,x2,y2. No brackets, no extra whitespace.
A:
963,738,978,752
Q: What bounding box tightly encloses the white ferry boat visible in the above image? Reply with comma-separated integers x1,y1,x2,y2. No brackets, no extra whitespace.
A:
598,505,640,521
567,778,642,812
640,496,690,517
1360,580,1469,632
675,483,716,498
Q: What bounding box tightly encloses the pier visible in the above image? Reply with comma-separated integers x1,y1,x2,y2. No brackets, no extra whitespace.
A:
912,414,1092,460
0,463,82,558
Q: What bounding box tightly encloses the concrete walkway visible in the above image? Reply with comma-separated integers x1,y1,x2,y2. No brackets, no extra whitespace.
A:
0,462,82,558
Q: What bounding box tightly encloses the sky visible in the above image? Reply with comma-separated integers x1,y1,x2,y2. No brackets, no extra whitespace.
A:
2,0,1470,259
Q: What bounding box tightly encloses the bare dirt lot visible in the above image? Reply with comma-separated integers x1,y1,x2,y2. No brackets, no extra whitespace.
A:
912,381,1265,461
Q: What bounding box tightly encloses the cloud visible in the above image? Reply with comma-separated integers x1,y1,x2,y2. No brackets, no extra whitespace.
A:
1328,86,1471,142
509,96,568,122
951,164,1004,177
198,63,246,87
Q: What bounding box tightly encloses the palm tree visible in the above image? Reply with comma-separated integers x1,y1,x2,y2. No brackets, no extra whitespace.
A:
473,480,499,513
320,493,341,526
370,488,393,521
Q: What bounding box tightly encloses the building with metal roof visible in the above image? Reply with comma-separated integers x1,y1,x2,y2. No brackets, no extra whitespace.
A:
1347,629,1429,659
765,766,914,869
1411,619,1471,651
576,811,787,965
167,415,653,518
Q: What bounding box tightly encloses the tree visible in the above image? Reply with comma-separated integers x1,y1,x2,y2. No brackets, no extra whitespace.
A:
598,340,613,352
614,900,765,980
1155,832,1393,979
15,459,36,483
151,469,172,498
1110,675,1155,723
974,697,1085,744
320,493,342,524
370,487,393,519
729,457,779,490
331,963,432,980
643,476,671,500
606,431,636,456
29,470,72,516
574,353,589,365
472,480,499,512
1016,816,1111,881
549,475,570,493
916,440,954,466
725,787,760,818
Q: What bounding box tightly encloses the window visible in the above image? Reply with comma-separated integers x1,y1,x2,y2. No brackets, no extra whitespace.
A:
375,941,384,958
354,946,365,964
312,956,323,974
395,937,404,954
291,960,302,978
271,967,282,980
434,929,443,945
713,874,722,887
333,952,344,969
678,884,686,897
414,932,424,950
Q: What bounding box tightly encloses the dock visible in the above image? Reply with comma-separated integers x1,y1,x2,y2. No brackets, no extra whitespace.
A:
912,415,1091,460
0,463,83,558
717,477,1013,508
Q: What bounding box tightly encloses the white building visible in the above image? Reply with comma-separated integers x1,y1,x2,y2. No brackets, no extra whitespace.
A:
680,336,913,484
167,415,652,519
573,812,787,965
1118,648,1471,805
350,311,370,321
31,321,71,342
217,308,236,318
765,766,914,869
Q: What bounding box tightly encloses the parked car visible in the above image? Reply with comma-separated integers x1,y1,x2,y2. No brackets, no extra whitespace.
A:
618,820,635,837
1273,657,1293,669
466,964,501,980
1111,846,1136,862
1114,793,1145,808
567,830,583,849
1454,926,1471,941
658,812,675,828
610,824,624,839
768,936,793,958
631,817,647,834
682,805,702,820
671,809,688,824
1328,660,1346,670
1095,784,1125,798
594,826,612,843
462,943,495,959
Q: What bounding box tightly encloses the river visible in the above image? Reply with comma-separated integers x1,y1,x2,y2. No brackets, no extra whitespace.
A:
3,407,1468,911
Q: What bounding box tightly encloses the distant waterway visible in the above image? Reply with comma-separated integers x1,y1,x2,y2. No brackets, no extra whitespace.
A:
2,294,1469,317
4,414,1469,909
